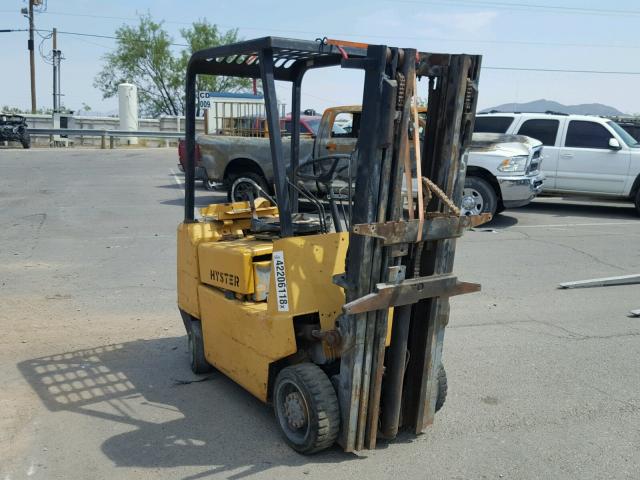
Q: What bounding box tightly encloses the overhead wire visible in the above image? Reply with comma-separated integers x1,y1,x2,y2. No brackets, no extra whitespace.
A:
2,8,639,51
3,10,640,77
387,0,640,17
30,28,640,77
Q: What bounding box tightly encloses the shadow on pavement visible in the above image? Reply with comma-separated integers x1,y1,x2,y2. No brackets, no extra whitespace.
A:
480,214,518,230
18,338,354,477
524,198,638,220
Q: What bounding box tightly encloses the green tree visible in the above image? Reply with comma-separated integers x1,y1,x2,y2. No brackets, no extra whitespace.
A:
94,15,250,117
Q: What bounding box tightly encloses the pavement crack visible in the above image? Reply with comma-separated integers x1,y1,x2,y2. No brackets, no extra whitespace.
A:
528,237,626,272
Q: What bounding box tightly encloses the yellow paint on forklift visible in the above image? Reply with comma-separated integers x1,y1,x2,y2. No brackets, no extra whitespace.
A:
200,198,278,221
177,222,224,317
198,284,296,401
198,239,273,295
268,232,349,331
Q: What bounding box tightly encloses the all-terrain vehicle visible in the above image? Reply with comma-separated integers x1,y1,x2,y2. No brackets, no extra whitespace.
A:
0,114,31,149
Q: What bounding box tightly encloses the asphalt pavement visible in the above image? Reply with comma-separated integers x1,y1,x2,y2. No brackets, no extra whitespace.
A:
1,147,639,479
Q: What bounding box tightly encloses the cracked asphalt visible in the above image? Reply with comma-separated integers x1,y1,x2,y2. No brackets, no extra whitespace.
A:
1,148,639,479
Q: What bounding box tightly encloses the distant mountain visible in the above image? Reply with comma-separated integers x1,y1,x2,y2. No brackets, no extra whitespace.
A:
480,99,625,116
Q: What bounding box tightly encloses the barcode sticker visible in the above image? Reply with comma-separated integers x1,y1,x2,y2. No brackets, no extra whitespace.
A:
272,251,289,312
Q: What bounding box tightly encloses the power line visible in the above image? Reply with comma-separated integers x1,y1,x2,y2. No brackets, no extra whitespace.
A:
390,0,640,17
13,27,640,77
5,8,640,50
35,28,189,47
7,26,640,77
484,66,640,75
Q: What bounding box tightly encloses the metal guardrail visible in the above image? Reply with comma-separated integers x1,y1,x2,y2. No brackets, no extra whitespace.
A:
28,128,184,148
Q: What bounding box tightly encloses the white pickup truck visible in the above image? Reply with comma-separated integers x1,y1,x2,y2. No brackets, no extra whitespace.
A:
198,106,544,216
476,112,640,215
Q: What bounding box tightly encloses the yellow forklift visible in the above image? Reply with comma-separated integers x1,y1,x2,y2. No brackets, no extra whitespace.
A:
178,37,487,453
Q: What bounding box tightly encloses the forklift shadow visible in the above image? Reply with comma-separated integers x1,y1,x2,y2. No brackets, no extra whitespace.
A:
17,337,355,477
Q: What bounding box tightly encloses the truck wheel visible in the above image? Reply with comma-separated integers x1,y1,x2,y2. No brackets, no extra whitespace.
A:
435,363,447,412
274,363,340,454
227,172,270,202
21,134,31,149
203,178,217,191
634,189,640,217
461,176,497,217
187,320,213,374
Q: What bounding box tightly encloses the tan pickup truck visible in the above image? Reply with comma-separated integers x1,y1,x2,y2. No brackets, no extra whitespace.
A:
199,106,544,216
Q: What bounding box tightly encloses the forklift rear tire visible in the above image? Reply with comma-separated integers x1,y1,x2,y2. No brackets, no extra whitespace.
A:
436,364,447,412
274,363,340,454
188,320,213,374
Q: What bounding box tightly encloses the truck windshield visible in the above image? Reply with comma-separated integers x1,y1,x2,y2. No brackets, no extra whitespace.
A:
608,121,640,148
306,118,321,135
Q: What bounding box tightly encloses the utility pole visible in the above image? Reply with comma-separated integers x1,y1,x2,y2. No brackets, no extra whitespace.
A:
52,27,61,112
27,0,37,113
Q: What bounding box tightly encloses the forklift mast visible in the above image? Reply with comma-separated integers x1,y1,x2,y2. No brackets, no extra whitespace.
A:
183,37,482,451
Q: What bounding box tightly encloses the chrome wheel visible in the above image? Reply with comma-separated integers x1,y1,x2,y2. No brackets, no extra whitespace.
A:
203,179,217,191
230,176,276,204
231,177,262,202
461,187,484,216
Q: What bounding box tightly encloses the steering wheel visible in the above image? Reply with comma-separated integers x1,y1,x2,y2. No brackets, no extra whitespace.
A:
294,154,352,185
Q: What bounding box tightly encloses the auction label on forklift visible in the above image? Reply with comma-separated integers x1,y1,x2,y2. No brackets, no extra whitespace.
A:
272,251,289,312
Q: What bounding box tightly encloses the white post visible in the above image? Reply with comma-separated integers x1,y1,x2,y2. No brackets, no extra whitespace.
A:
118,83,138,145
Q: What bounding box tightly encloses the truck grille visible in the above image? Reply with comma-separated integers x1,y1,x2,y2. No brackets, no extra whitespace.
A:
528,148,542,174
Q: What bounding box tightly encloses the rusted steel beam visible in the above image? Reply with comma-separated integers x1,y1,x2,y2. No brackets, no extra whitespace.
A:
352,213,491,245
338,43,390,453
403,53,482,434
365,48,414,449
343,274,480,315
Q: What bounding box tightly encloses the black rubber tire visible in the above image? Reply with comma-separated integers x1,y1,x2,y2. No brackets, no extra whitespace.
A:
435,363,447,413
21,134,31,149
462,176,498,217
226,171,270,202
187,320,213,374
274,363,340,454
634,189,640,217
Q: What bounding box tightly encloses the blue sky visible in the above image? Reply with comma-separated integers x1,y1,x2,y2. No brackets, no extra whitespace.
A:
2,0,640,115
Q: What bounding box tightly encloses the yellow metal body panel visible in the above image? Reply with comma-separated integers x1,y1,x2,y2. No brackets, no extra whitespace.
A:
198,239,273,294
198,285,296,401
179,217,394,403
267,232,349,331
177,199,276,315
177,222,226,317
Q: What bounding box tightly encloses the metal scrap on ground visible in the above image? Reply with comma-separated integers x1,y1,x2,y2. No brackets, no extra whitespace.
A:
558,273,640,289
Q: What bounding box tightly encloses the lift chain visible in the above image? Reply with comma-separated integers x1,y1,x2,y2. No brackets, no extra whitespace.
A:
395,72,406,110
421,177,461,216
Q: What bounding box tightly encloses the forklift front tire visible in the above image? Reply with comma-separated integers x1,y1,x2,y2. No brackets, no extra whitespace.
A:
436,363,447,412
188,320,213,374
274,363,340,454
